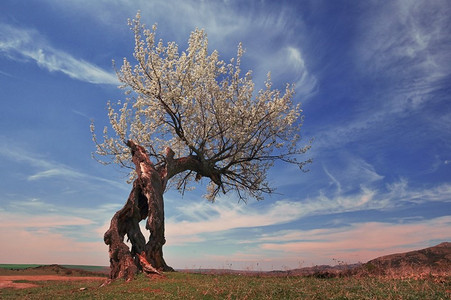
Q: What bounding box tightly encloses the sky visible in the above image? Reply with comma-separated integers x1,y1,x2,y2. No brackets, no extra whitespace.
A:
0,0,450,271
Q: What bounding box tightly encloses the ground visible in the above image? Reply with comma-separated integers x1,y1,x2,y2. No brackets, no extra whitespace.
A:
0,275,105,289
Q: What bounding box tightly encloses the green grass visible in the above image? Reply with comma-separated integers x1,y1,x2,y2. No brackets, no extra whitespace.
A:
0,264,43,270
1,272,449,300
60,265,108,273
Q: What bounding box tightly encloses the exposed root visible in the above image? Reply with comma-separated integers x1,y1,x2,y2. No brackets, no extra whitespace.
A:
138,252,162,276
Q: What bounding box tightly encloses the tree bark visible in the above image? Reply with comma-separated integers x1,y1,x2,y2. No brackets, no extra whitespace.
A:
104,141,173,281
104,140,221,281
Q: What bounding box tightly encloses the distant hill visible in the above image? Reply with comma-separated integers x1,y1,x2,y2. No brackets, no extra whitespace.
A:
2,243,449,279
363,242,450,277
273,242,451,278
0,264,108,277
35,264,109,276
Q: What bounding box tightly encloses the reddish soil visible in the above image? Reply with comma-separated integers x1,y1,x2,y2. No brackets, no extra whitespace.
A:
0,275,105,289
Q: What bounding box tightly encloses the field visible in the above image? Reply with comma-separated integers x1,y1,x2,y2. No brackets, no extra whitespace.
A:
1,265,449,299
0,264,44,270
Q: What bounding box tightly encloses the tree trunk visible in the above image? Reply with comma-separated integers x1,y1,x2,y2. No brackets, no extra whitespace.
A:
104,140,217,281
104,141,173,281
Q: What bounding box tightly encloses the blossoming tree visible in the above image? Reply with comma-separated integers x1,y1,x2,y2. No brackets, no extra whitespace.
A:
92,13,311,281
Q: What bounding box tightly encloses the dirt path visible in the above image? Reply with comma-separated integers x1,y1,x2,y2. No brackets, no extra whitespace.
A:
0,275,106,289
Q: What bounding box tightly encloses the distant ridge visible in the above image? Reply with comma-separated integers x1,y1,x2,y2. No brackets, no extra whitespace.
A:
2,243,449,279
364,242,451,276
30,264,108,276
269,242,451,278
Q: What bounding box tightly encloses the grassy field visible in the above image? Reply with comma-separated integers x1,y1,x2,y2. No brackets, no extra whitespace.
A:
0,264,108,273
0,264,44,270
1,271,449,299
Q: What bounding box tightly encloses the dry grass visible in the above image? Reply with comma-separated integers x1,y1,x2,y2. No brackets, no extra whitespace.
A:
1,270,449,299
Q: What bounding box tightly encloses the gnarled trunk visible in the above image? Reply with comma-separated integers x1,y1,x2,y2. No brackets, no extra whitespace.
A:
104,141,173,281
104,140,220,281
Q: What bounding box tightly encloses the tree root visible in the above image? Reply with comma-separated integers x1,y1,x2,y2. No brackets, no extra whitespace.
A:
137,252,162,276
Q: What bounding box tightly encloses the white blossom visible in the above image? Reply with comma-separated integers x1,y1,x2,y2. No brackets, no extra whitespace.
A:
92,13,311,201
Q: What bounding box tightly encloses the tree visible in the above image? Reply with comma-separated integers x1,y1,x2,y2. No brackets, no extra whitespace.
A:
91,12,311,281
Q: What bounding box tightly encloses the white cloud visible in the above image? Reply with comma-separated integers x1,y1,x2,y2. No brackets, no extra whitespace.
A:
168,215,451,270
0,222,107,265
28,168,82,181
166,198,304,240
1,176,448,268
0,69,14,78
0,23,118,84
261,46,317,97
41,0,317,95
0,211,94,229
0,141,128,190
355,0,450,111
0,199,127,265
310,0,450,151
166,176,451,248
321,155,384,195
387,179,451,204
259,216,451,265
165,187,383,246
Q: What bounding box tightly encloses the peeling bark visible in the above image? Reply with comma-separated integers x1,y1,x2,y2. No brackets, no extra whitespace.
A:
104,140,222,281
103,184,140,281
104,141,173,281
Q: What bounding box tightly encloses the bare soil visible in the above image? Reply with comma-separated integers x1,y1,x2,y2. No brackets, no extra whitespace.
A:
0,275,106,289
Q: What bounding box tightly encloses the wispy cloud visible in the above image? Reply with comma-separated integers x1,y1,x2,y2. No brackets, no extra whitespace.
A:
166,199,304,245
387,178,451,204
0,211,94,229
356,0,450,111
27,168,82,181
0,198,126,265
285,46,318,96
165,191,371,245
41,0,317,95
166,176,451,247
0,210,107,265
0,23,118,84
311,0,450,151
0,141,128,190
0,69,15,78
0,228,107,265
257,45,317,97
167,215,451,270
260,216,451,264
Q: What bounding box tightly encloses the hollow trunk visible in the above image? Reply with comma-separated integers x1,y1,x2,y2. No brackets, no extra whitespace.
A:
104,140,216,281
104,141,173,281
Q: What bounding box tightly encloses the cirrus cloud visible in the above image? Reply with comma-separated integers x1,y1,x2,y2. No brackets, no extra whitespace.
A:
0,23,118,85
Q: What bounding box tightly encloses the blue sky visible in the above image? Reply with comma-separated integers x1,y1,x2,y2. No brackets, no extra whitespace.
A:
0,0,450,270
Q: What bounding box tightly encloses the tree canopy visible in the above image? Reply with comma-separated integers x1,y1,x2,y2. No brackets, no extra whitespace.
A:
92,12,311,202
